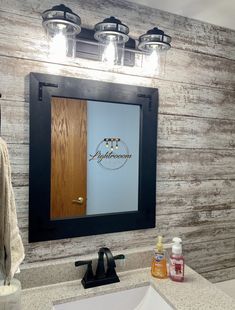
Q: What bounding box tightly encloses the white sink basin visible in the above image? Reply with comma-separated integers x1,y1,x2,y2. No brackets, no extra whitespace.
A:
53,285,173,310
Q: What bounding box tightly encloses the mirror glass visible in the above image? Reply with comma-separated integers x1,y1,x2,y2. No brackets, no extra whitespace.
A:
50,98,140,220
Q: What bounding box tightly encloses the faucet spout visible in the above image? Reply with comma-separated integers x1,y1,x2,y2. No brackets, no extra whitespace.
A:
96,247,116,279
75,247,125,289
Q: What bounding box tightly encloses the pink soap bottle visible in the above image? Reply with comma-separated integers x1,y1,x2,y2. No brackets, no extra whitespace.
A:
169,237,184,282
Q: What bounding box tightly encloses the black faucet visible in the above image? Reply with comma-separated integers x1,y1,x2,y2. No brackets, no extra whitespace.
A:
75,247,125,289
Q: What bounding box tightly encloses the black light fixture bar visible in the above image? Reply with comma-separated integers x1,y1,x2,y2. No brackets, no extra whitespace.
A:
75,28,136,66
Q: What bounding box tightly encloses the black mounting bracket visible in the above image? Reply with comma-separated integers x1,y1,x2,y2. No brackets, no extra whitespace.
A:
38,82,58,101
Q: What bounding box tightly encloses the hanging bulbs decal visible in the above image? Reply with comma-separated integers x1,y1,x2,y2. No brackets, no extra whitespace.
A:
104,138,120,151
42,5,171,75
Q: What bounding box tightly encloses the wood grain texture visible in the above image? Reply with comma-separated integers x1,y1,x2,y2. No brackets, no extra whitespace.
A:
202,266,235,283
1,101,29,143
6,144,235,187
157,148,235,181
0,39,234,89
0,56,155,102
1,87,235,135
50,98,87,219
19,209,235,261
0,58,234,112
14,179,235,227
184,238,235,274
157,180,235,214
0,0,234,283
158,115,235,149
2,102,235,150
7,144,29,186
158,84,235,120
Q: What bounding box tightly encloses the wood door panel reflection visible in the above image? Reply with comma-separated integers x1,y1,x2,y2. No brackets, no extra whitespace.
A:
50,97,87,219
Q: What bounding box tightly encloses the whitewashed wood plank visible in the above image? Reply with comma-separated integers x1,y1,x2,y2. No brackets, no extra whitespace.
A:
1,85,235,123
184,238,235,274
14,186,28,212
202,266,235,283
5,144,235,186
2,103,235,149
0,33,234,89
0,0,234,60
14,239,235,287
157,148,235,180
7,144,29,186
1,101,29,143
14,179,235,222
0,56,156,102
0,56,234,111
159,84,235,120
25,210,235,241
165,48,235,90
21,209,235,263
158,115,235,149
157,180,235,214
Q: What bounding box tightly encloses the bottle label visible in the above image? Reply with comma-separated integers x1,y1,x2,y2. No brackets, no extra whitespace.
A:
152,253,167,278
170,258,184,278
155,253,164,262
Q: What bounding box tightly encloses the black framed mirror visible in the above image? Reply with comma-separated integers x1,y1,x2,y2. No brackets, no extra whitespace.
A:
29,72,158,242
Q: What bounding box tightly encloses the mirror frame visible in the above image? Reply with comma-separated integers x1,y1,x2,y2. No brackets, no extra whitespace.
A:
29,72,158,242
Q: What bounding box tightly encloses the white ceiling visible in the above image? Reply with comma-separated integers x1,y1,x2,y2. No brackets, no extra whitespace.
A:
127,0,235,30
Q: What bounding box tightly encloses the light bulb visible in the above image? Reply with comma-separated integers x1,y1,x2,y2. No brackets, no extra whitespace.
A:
102,36,118,66
144,49,161,76
50,32,67,60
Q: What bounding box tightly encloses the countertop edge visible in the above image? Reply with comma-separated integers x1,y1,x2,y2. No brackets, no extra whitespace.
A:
21,265,235,310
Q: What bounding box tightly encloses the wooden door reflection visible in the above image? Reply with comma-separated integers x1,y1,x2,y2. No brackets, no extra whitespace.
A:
50,97,87,219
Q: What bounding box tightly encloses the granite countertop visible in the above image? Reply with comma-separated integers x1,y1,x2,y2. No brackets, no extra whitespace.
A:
21,265,235,310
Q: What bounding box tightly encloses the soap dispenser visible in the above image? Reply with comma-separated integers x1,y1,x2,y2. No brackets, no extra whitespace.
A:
151,236,167,279
169,237,185,282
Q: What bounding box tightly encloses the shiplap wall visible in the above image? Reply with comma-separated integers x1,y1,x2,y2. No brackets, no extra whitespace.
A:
0,0,235,283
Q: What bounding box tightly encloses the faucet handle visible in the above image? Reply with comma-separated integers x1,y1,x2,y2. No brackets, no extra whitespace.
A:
75,260,94,283
75,260,92,267
113,254,125,260
114,254,126,268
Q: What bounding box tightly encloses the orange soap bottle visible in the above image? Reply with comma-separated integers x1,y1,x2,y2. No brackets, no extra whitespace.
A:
151,236,168,279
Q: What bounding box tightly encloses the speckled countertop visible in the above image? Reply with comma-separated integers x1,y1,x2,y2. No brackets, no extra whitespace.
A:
21,265,235,310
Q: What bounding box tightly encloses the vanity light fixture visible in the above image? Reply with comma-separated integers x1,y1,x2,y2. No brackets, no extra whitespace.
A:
94,16,129,66
138,27,171,75
42,4,81,36
42,4,81,59
42,4,171,75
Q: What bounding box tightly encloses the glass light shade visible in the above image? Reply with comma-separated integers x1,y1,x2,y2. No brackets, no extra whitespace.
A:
45,27,76,60
138,27,171,76
94,16,129,67
42,4,81,37
49,32,67,59
141,48,167,76
99,35,125,66
42,4,80,60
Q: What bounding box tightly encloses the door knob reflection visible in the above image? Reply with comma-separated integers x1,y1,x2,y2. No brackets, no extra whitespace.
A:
72,197,84,204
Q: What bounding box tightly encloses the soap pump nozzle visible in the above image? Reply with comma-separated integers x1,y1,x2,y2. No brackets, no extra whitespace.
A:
172,237,182,255
156,235,164,253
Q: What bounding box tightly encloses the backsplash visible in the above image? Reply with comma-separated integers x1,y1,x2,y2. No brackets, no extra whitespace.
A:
0,0,234,283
